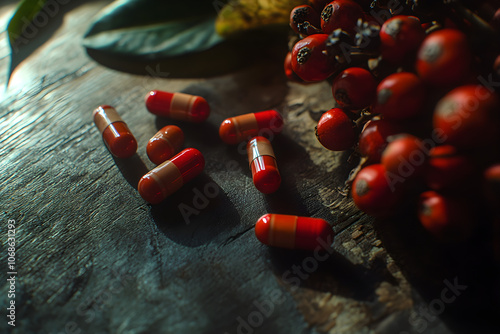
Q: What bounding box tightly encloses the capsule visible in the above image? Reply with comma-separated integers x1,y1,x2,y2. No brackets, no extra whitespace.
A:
138,148,204,204
255,214,334,250
93,105,137,158
219,110,283,145
147,125,184,165
145,90,210,122
247,136,281,194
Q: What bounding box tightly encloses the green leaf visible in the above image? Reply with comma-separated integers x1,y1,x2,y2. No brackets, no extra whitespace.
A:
83,0,225,58
83,0,289,78
7,0,47,46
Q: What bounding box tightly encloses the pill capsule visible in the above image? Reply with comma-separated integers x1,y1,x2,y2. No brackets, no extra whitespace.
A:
145,90,210,122
93,105,137,158
138,148,205,204
247,136,281,194
255,214,334,250
219,110,284,145
147,125,184,165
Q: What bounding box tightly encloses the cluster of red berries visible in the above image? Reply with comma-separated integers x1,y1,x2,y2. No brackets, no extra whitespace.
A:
286,0,500,246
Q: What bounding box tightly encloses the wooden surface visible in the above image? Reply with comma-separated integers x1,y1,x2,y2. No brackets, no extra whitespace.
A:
1,1,499,334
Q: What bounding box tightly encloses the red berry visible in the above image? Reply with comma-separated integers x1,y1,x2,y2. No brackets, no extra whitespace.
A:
290,5,321,35
332,67,377,110
284,52,302,82
359,119,402,164
372,72,426,119
483,164,500,207
351,164,400,217
417,191,474,241
320,0,364,35
425,145,475,191
379,15,426,64
433,85,500,148
316,108,357,151
416,29,471,86
291,34,338,82
381,134,429,180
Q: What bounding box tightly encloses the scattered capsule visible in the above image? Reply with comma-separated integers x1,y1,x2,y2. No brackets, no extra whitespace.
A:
138,148,205,204
247,136,281,194
145,90,210,122
147,125,184,165
255,214,334,250
93,105,137,158
219,110,283,145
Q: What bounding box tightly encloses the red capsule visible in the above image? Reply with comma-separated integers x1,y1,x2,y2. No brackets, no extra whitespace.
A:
247,136,281,194
145,90,210,122
219,110,283,145
93,105,137,158
138,148,205,204
255,214,334,250
146,125,184,165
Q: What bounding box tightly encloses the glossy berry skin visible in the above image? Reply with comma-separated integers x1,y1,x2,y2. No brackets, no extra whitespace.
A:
417,191,473,241
332,67,377,110
255,214,334,250
291,34,337,82
484,164,500,207
379,15,425,64
351,164,399,217
320,0,364,35
425,145,474,191
93,105,137,159
146,125,184,165
372,72,425,120
284,52,302,82
219,110,283,145
290,5,321,35
247,136,281,194
138,148,204,204
316,108,357,151
145,90,210,122
433,85,500,149
359,119,402,164
381,134,428,179
416,29,471,86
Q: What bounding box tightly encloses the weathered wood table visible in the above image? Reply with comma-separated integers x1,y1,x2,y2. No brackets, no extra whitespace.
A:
1,1,499,333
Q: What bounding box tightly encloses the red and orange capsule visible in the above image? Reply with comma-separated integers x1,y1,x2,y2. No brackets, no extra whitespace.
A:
255,214,334,250
146,125,184,165
138,148,205,204
247,136,281,194
145,90,210,122
93,105,137,158
219,110,283,145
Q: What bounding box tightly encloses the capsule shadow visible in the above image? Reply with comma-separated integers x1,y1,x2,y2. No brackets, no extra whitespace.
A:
113,154,149,190
266,246,394,301
150,173,240,247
